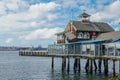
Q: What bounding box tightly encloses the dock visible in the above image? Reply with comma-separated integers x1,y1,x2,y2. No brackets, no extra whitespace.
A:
19,48,120,77
19,50,48,56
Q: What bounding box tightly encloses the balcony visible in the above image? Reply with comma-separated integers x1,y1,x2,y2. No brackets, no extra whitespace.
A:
57,39,65,43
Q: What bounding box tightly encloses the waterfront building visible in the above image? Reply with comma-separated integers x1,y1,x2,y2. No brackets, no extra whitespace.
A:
48,12,120,57
56,12,114,44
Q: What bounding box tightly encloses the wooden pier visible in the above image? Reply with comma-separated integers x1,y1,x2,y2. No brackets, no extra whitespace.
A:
19,50,120,77
19,50,48,56
19,39,120,77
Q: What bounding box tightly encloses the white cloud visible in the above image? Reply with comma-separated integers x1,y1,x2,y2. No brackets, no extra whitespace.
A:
0,2,60,32
29,2,60,12
20,27,63,41
5,38,13,44
47,14,58,21
6,3,18,11
115,27,120,31
25,2,60,20
91,0,120,24
60,0,90,8
0,1,6,15
30,21,38,27
0,0,28,13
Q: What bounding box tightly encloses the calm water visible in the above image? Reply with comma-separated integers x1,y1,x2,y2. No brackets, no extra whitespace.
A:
0,51,119,80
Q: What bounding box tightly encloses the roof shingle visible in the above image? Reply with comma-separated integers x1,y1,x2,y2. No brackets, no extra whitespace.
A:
95,31,120,42
72,21,114,32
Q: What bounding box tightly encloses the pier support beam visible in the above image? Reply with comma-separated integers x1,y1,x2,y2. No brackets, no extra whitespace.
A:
62,57,66,71
74,58,77,73
78,59,81,72
73,58,81,73
67,57,70,72
112,60,116,77
85,59,89,73
93,59,97,72
52,57,54,69
98,59,102,73
89,59,93,74
104,59,108,75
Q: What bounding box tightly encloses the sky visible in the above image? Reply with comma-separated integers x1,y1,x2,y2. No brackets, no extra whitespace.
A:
0,0,120,47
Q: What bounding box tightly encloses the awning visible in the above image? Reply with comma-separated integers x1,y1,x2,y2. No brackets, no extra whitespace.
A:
74,39,112,45
65,32,76,41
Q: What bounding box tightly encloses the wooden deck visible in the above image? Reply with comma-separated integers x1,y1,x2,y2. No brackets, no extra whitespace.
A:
19,50,120,77
19,50,120,60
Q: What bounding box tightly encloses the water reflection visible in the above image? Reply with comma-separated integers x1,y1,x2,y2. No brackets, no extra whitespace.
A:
50,68,112,80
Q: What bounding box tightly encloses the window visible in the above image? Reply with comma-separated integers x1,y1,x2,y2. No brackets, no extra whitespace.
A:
84,32,87,38
77,32,90,39
86,32,90,39
77,32,83,38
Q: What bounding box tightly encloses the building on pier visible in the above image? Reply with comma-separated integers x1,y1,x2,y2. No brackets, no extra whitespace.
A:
48,12,120,57
56,12,114,43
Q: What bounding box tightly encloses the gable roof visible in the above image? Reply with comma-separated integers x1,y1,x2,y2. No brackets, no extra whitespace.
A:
71,21,114,32
95,31,120,42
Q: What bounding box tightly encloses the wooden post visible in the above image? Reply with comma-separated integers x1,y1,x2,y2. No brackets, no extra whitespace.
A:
85,59,89,73
62,57,64,71
52,57,54,69
62,57,66,71
78,58,81,72
67,57,70,72
98,59,102,73
79,59,81,72
104,59,108,75
74,58,77,73
89,59,93,74
64,57,66,69
93,59,97,72
112,60,115,77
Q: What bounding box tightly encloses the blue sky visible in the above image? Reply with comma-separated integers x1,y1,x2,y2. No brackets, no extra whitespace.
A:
0,0,120,47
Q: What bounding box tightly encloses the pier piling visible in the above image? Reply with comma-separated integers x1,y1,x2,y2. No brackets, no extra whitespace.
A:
89,59,93,74
98,59,102,73
52,57,54,69
74,58,77,73
93,59,97,72
62,57,66,71
104,59,108,75
112,60,115,77
85,59,89,73
78,59,81,72
67,57,70,72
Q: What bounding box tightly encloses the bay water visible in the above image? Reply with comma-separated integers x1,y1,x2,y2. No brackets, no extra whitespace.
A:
0,51,119,80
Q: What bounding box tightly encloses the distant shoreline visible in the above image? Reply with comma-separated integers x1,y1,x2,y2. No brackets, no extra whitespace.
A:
0,50,19,51
0,47,47,51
